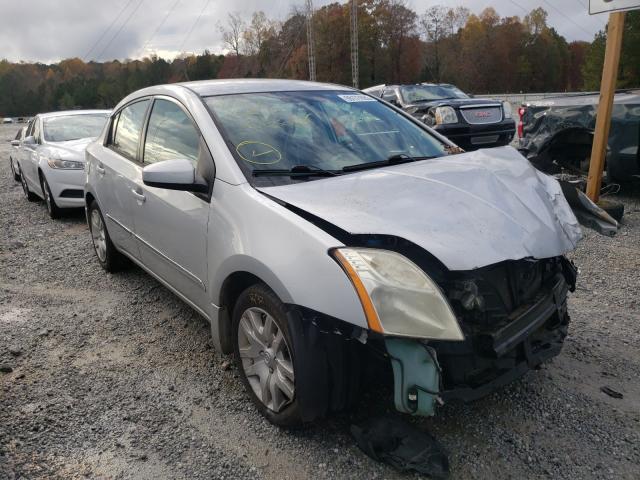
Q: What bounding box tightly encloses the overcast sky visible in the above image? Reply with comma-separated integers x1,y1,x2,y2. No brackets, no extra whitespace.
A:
0,0,609,63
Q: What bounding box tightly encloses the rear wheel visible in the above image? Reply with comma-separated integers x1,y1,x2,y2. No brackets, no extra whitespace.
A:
88,201,127,272
19,167,38,202
232,284,301,427
41,175,62,219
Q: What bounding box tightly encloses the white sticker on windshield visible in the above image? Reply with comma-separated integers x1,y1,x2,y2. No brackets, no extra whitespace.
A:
338,94,376,103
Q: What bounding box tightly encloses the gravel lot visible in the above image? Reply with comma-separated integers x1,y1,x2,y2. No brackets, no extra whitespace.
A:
1,122,639,479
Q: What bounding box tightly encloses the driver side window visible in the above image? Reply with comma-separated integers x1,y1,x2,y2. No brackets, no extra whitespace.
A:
143,99,200,166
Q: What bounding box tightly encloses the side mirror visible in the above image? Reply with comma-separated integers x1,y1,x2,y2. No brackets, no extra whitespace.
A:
23,136,36,146
10,140,20,147
142,159,208,193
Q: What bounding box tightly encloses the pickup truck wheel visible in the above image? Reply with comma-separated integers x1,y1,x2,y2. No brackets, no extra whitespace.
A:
232,284,302,427
88,201,127,273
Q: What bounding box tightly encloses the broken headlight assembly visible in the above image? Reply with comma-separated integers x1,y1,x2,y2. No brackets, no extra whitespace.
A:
332,248,464,341
434,106,458,125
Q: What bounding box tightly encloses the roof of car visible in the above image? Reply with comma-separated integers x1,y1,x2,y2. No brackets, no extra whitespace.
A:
37,110,111,119
177,78,356,96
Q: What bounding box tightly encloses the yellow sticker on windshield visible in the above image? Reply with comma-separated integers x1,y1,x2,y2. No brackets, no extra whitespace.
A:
236,141,282,165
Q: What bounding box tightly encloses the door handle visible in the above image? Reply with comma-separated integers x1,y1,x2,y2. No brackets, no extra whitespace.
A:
96,164,105,175
131,189,146,203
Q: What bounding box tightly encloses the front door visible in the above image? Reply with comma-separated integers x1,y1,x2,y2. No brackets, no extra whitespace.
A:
130,98,213,308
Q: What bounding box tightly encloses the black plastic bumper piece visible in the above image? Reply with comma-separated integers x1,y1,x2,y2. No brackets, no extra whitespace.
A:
60,189,84,198
436,276,570,404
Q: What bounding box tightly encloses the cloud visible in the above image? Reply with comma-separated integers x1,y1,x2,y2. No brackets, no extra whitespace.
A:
0,0,608,63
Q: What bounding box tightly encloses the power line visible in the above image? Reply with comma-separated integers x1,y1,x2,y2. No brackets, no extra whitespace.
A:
83,0,136,61
178,0,212,53
508,0,529,14
138,0,182,58
96,0,146,61
540,0,598,38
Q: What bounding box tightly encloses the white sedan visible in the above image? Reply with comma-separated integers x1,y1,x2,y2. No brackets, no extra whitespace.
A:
17,110,109,218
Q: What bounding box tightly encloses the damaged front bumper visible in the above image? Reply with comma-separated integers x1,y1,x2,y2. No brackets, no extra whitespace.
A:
386,263,574,416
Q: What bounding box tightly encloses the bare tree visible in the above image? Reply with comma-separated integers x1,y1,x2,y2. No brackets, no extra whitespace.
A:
421,6,449,82
219,12,245,56
242,11,277,56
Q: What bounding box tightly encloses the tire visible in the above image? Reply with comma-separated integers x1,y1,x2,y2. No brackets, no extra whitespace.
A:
41,175,62,219
10,157,20,182
19,167,38,202
232,284,303,427
87,201,127,273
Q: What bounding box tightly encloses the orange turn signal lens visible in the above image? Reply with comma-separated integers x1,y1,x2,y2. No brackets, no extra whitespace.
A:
332,249,384,334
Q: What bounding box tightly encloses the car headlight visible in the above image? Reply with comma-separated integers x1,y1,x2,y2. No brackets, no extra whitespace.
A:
332,248,464,341
47,158,84,170
434,106,458,125
503,101,513,119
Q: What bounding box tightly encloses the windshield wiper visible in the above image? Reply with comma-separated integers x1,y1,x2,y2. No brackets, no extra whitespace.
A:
342,154,433,173
252,164,340,178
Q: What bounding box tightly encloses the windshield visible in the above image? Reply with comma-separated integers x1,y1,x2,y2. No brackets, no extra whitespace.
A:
43,114,108,142
400,85,469,104
205,91,448,184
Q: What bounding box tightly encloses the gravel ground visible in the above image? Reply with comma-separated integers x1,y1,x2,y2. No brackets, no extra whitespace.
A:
1,122,639,479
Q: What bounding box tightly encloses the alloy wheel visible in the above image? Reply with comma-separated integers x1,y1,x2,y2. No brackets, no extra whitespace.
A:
237,307,295,412
90,209,107,262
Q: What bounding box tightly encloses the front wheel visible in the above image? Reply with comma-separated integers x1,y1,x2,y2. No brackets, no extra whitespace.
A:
41,175,62,219
232,284,302,427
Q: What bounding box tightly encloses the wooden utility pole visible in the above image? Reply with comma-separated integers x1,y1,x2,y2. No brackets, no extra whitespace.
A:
586,12,626,202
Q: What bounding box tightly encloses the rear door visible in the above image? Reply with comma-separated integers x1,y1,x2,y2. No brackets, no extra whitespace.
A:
130,97,213,307
92,99,151,257
21,117,40,190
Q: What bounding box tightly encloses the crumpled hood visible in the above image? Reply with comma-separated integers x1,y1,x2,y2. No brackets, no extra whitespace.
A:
43,138,93,162
259,147,582,271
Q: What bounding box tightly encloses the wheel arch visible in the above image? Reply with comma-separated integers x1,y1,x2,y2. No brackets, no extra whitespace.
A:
215,269,289,355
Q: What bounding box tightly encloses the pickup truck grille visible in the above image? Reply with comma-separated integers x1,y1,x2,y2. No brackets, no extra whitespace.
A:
460,106,503,125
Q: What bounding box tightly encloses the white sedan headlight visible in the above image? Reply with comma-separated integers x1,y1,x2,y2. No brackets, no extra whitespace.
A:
47,158,84,170
434,106,458,125
333,248,464,341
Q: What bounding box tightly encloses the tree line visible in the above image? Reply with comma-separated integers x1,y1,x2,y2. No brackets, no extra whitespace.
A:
1,1,638,117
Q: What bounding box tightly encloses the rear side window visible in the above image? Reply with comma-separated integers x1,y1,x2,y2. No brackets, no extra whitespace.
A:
112,100,150,161
25,119,35,137
143,99,200,165
33,119,41,143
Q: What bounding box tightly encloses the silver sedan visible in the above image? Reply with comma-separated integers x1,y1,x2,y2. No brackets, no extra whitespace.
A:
85,79,582,427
